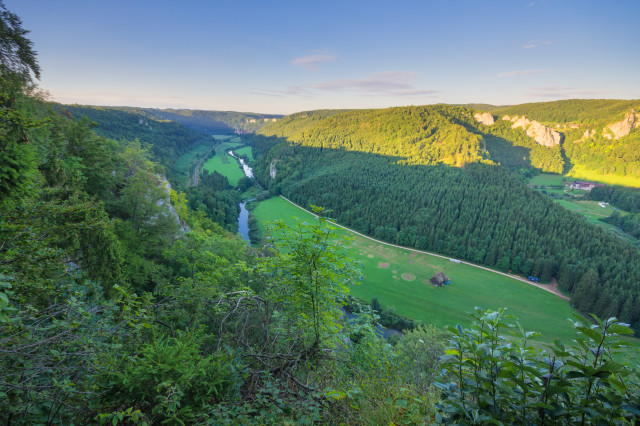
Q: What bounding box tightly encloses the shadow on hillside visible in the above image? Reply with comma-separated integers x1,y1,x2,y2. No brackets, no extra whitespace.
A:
483,135,532,168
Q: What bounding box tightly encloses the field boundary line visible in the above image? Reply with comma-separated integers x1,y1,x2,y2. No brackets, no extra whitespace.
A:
278,195,570,301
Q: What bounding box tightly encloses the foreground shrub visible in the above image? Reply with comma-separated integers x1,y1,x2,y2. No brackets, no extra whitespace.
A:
435,307,640,424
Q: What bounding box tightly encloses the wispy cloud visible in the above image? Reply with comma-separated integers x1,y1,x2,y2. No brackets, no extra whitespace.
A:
248,86,314,98
497,69,546,77
529,86,605,98
310,72,438,96
290,51,338,70
250,71,439,99
527,2,535,7
521,40,553,49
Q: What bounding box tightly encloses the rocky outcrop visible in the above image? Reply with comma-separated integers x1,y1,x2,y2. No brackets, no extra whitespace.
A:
603,110,639,140
474,112,495,126
502,115,562,147
157,175,190,234
269,160,279,179
584,129,596,138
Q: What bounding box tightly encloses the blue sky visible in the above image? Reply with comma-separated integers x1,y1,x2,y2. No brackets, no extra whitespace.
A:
10,0,640,114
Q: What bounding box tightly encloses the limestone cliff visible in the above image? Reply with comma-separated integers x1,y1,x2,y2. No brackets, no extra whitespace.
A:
474,112,495,126
603,110,639,139
501,115,562,147
157,175,190,234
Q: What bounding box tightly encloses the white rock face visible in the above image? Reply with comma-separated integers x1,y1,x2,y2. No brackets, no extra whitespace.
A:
474,112,495,126
156,175,189,234
603,110,639,140
505,115,562,147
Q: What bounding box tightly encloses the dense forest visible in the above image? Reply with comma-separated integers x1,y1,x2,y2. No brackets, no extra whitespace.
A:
252,111,640,333
1,3,640,423
57,105,204,168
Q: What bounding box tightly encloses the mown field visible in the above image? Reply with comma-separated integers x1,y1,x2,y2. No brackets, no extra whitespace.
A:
202,141,245,186
252,196,579,343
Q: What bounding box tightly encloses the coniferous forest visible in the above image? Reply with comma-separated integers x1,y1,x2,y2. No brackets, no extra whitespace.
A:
1,2,640,424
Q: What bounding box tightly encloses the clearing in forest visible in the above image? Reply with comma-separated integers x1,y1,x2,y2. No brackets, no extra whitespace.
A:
252,196,580,343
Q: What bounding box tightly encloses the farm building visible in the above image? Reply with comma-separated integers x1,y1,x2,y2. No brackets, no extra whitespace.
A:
430,272,450,287
568,181,605,191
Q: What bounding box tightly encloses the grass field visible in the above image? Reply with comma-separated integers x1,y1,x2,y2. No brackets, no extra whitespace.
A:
527,173,639,246
252,196,580,343
202,141,245,186
567,165,640,188
528,173,567,187
553,199,638,246
233,146,254,161
172,141,214,186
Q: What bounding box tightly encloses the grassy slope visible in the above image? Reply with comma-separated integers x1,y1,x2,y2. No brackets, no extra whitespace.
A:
202,141,244,186
253,196,578,343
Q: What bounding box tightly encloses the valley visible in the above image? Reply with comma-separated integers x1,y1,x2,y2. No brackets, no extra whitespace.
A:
4,1,640,422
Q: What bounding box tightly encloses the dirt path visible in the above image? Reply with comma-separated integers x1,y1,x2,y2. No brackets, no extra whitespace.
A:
279,195,570,302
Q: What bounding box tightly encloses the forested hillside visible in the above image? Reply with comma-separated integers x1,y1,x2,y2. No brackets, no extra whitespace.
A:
491,99,640,125
58,104,203,167
2,3,640,423
252,108,640,333
261,105,565,172
488,99,640,177
138,108,283,133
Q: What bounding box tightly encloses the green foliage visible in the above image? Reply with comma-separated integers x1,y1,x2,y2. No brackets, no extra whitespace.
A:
101,331,233,424
260,105,488,167
434,307,640,424
264,207,359,352
0,281,151,424
0,0,40,81
589,185,640,213
59,104,203,169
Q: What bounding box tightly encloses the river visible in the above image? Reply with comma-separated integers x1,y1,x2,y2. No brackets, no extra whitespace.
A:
231,149,254,244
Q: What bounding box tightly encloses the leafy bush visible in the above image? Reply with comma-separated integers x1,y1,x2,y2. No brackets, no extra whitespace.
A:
434,307,640,424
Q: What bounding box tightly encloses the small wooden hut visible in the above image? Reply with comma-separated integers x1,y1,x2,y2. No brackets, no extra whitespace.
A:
430,272,450,287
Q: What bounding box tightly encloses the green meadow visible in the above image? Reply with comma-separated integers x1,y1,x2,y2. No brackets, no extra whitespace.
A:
252,196,579,343
528,169,640,189
171,141,213,186
202,141,245,186
568,164,640,188
528,173,567,187
233,146,254,161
